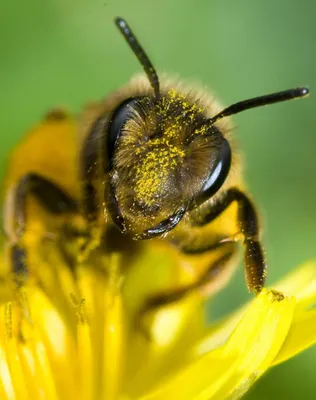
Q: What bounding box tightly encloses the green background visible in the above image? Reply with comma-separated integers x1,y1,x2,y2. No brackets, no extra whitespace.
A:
1,0,315,398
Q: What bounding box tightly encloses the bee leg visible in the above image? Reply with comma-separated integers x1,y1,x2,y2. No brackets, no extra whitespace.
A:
79,121,105,259
7,244,28,287
137,242,236,338
4,172,78,283
80,116,104,223
192,188,266,293
78,178,102,260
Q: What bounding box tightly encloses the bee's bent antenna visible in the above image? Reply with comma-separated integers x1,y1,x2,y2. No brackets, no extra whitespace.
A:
208,87,309,126
115,17,160,100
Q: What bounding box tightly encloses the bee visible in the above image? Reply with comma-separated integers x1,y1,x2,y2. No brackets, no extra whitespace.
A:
3,17,309,312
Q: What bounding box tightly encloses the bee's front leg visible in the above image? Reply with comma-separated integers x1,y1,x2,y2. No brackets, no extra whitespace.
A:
191,187,267,293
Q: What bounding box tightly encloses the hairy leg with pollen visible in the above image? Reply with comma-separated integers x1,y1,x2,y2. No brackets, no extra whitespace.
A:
191,187,267,293
79,121,109,260
3,173,79,285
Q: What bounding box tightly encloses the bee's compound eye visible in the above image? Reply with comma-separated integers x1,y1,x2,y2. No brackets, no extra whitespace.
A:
195,139,232,207
107,97,140,170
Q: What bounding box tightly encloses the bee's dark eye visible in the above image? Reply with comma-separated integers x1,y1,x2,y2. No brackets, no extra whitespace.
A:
195,139,232,207
107,97,140,170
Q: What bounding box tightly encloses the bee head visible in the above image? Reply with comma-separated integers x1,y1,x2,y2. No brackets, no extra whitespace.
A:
106,88,231,238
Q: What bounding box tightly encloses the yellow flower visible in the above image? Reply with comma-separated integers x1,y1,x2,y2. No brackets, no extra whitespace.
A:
0,235,315,400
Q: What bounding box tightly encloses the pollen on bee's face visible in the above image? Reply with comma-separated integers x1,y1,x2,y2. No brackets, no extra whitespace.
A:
133,141,185,207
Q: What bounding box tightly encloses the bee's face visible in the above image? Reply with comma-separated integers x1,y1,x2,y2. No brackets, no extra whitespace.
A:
106,87,231,236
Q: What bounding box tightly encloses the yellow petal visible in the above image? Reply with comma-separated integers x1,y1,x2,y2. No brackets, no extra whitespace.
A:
213,290,295,400
272,261,316,366
30,290,80,399
102,257,124,400
274,261,316,307
141,290,295,400
272,308,316,366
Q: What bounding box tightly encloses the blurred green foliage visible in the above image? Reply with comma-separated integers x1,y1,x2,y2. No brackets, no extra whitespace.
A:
1,0,315,398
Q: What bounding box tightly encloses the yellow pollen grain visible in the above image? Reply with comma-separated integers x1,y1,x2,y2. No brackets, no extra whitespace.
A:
194,125,208,135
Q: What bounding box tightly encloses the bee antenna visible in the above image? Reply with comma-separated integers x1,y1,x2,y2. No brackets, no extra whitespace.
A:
207,87,309,126
115,17,160,100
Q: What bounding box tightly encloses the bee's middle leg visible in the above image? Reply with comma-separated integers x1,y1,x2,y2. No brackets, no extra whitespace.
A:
140,241,237,316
